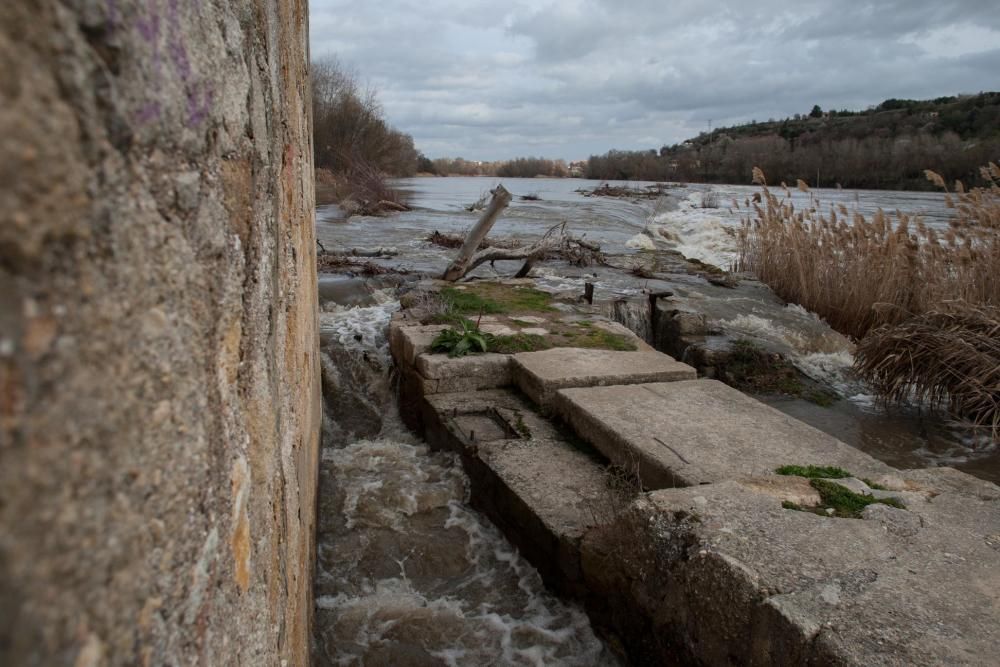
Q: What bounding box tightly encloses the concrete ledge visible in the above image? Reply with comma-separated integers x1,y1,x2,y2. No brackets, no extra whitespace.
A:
554,379,892,488
388,321,447,366
512,348,696,407
581,470,1000,666
414,352,512,394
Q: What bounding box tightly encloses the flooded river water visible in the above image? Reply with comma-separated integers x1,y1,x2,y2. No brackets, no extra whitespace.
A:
313,292,620,665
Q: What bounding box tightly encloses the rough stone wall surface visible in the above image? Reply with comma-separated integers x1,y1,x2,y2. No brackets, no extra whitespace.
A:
0,1,320,665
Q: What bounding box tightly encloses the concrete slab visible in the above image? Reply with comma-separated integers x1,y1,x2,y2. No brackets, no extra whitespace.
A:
581,470,1000,666
388,322,447,366
422,389,615,594
416,352,513,393
553,379,892,488
512,348,696,407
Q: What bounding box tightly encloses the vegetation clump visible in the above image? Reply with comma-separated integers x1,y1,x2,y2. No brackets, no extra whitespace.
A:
312,58,418,214
855,305,1000,437
585,93,1000,189
430,319,490,358
737,163,1000,434
721,339,834,404
775,465,852,479
808,479,905,518
777,466,905,518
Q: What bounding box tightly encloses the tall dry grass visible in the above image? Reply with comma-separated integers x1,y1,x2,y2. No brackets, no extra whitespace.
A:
736,164,1000,340
855,305,1000,435
736,163,1000,432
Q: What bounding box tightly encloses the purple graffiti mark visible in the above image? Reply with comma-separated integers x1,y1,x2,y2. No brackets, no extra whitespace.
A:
166,0,192,82
136,101,162,125
186,83,213,127
106,0,119,31
135,0,160,42
127,0,215,128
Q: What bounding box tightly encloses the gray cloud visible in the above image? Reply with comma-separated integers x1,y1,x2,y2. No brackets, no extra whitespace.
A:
310,0,999,160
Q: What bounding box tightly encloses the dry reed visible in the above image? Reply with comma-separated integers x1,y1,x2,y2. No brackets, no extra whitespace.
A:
855,304,1000,435
737,163,1000,430
736,164,1000,340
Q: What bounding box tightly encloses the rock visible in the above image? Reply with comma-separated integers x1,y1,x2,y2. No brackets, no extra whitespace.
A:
861,503,923,537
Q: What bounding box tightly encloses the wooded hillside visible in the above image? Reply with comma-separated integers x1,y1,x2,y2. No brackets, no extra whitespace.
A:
586,93,1000,189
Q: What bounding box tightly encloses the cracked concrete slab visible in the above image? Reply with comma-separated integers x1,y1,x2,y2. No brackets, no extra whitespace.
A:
554,379,893,488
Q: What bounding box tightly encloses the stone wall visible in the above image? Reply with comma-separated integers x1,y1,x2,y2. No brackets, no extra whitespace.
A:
0,1,320,665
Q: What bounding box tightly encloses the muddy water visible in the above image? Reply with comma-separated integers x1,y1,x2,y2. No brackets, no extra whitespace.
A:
313,283,618,665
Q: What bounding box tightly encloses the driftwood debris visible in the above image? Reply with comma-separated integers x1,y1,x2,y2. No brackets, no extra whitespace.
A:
427,231,523,250
441,185,606,281
442,185,513,281
330,246,399,258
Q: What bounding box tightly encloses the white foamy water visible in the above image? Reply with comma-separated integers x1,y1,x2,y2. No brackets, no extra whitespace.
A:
649,190,739,268
314,297,619,666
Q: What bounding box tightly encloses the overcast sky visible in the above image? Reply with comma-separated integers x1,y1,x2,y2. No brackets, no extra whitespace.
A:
309,0,999,161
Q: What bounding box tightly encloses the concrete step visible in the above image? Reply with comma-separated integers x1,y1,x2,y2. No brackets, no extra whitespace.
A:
582,469,1000,665
554,379,893,489
512,347,696,407
421,388,617,595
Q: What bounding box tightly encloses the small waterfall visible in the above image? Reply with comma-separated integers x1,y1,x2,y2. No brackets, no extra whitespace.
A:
313,286,618,665
599,298,654,344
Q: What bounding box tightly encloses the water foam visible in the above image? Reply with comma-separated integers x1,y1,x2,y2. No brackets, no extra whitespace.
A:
650,190,739,269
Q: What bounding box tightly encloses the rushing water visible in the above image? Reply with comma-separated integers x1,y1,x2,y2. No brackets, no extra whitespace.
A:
313,284,619,665
315,177,999,484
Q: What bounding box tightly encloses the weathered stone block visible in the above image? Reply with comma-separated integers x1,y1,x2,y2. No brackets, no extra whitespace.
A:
553,380,892,489
512,348,696,407
581,472,1000,666
389,322,448,366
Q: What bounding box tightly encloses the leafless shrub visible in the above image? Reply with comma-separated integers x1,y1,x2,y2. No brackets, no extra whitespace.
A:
338,152,411,216
465,190,491,212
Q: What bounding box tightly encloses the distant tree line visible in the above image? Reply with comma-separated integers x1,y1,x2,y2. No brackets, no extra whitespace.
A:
312,57,424,177
423,156,570,177
585,92,1000,189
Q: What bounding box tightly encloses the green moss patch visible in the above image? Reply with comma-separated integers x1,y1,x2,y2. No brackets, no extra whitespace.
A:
778,465,906,518
809,478,905,518
488,333,550,354
440,283,555,315
776,465,852,479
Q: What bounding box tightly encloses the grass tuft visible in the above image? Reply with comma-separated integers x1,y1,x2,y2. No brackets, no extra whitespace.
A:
440,284,555,315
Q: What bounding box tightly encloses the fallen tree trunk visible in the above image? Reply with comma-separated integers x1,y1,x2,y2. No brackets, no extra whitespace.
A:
442,185,512,281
